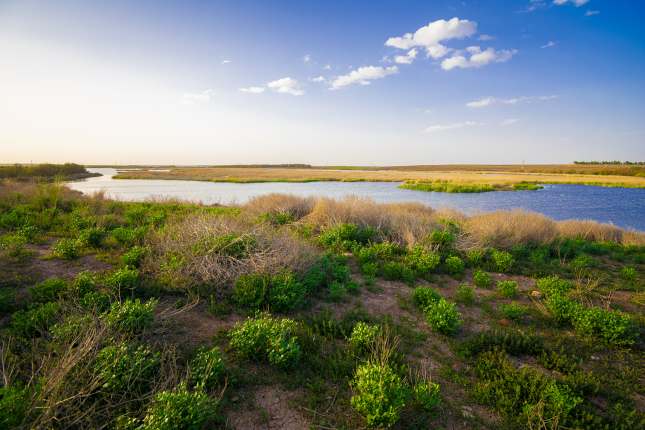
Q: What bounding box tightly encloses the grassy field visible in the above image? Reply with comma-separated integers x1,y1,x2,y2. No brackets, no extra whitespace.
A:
1,182,644,429
112,165,645,191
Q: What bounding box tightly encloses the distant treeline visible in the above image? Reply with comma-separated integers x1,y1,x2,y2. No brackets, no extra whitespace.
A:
0,163,93,180
573,161,645,165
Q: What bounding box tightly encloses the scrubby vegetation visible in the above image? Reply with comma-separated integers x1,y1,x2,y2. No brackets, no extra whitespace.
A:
0,163,96,180
0,182,643,429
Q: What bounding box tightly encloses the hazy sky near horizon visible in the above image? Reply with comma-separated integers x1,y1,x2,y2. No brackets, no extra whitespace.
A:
1,0,644,165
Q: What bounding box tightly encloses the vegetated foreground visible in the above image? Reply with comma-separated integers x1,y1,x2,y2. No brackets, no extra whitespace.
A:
1,181,644,429
113,165,645,190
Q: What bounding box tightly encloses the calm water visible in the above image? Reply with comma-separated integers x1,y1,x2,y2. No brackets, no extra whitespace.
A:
68,168,645,231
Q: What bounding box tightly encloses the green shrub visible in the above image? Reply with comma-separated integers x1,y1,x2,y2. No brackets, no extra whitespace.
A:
537,275,573,297
405,246,440,277
348,322,380,353
620,266,637,285
137,383,218,430
351,361,407,428
361,261,378,280
10,302,59,337
381,261,415,284
319,223,375,250
268,270,306,312
444,256,464,276
461,329,544,358
95,342,159,393
473,269,492,288
412,381,441,411
81,291,111,312
0,385,29,428
424,298,461,336
79,227,105,248
328,281,347,302
500,303,527,320
571,307,635,345
51,314,94,341
106,299,156,334
545,294,583,324
70,271,96,298
301,253,350,292
259,211,295,225
570,254,596,271
427,229,455,253
455,284,475,305
412,287,441,309
233,273,268,309
0,233,28,259
30,278,67,303
105,267,140,296
496,280,519,298
121,246,148,267
490,249,514,273
111,226,146,246
229,314,301,368
0,289,16,314
52,238,81,260
189,346,225,391
466,248,486,267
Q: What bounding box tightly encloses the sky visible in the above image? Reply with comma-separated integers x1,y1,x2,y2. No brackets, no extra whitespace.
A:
1,0,644,165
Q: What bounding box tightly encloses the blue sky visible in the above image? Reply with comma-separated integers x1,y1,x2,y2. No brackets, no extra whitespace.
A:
1,0,644,164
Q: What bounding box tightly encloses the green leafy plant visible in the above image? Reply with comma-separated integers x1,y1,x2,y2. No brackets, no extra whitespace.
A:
121,246,148,267
229,313,301,368
490,249,514,273
348,322,380,353
412,286,441,309
105,267,140,296
404,246,440,277
412,381,441,411
233,273,268,309
189,346,225,391
424,298,462,336
351,361,407,428
500,302,527,320
444,256,465,276
466,248,486,267
268,270,306,312
381,261,415,284
95,342,159,394
29,278,67,303
496,280,519,298
455,284,475,305
319,223,375,251
105,298,156,334
79,227,105,248
473,269,492,288
52,238,81,259
0,385,29,429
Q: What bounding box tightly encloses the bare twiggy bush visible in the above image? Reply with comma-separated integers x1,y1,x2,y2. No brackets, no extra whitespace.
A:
556,219,625,243
368,326,400,367
145,213,319,293
243,194,315,220
464,210,558,249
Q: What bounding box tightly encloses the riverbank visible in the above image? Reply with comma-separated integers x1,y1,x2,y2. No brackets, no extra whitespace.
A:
112,166,645,189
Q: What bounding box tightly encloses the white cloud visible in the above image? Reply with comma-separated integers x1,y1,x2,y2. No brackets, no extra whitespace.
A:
394,48,418,64
221,60,232,64
267,77,304,96
330,65,398,90
385,17,477,59
323,64,332,70
441,46,517,70
239,86,265,94
585,10,600,16
466,95,558,108
554,0,589,6
310,75,326,83
181,89,214,104
478,34,495,41
424,121,481,133
501,118,520,126
303,54,311,63
541,41,557,48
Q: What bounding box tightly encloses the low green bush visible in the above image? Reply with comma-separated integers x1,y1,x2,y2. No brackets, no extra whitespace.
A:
105,267,140,296
500,303,527,320
455,284,475,305
570,254,597,271
30,278,67,303
444,256,464,276
328,280,347,302
381,261,415,284
461,329,544,358
81,291,111,312
111,226,146,246
70,271,96,298
301,253,350,292
52,238,81,259
356,242,401,265
105,299,156,334
259,211,295,225
10,302,59,337
136,383,218,430
496,280,519,298
319,223,375,251
95,342,160,394
351,361,407,428
189,346,225,391
404,246,440,277
268,270,306,312
348,322,380,353
545,294,583,324
412,287,441,309
121,246,148,267
427,229,455,253
412,381,441,411
0,385,29,429
619,266,638,287
229,314,301,368
571,307,635,345
466,248,486,267
233,273,268,309
490,249,514,273
0,233,28,259
424,298,462,336
473,269,492,288
79,227,105,248
537,275,573,297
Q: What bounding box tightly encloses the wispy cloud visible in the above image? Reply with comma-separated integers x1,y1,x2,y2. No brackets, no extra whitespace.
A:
330,65,398,90
554,0,589,7
501,118,520,126
239,86,265,94
441,46,517,71
323,64,332,70
267,77,304,96
303,54,311,63
466,95,557,108
310,76,326,83
424,121,481,133
221,59,232,65
394,48,418,64
541,41,557,48
181,89,214,104
585,10,600,16
478,34,495,41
